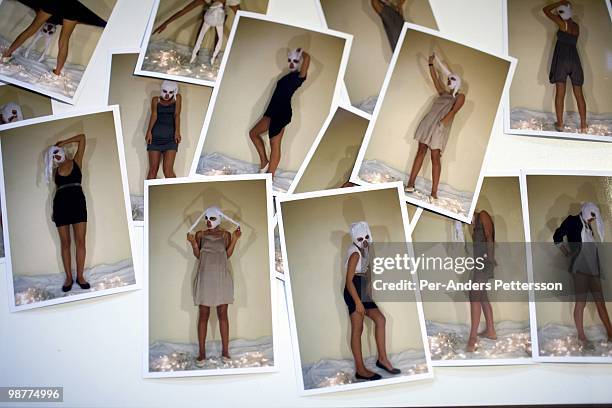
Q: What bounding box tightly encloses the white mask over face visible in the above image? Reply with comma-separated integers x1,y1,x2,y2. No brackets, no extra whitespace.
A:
44,145,66,183
187,206,241,233
350,221,373,249
580,202,604,242
557,4,572,20
160,80,179,101
1,102,23,123
447,74,462,96
287,48,303,72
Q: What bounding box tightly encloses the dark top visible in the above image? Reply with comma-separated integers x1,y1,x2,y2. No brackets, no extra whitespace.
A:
151,101,176,140
52,161,87,227
549,29,583,85
553,214,586,244
55,161,82,186
18,0,107,27
264,71,306,119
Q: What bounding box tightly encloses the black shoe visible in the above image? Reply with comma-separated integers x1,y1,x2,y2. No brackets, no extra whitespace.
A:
75,277,91,290
376,360,401,375
355,372,382,381
62,280,73,292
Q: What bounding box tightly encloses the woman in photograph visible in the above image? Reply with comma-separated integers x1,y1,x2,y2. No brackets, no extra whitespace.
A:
1,0,107,76
145,80,182,180
44,133,90,292
249,48,310,177
187,207,242,366
405,53,465,200
370,0,405,51
553,202,612,347
464,210,497,352
343,221,400,381
543,1,587,133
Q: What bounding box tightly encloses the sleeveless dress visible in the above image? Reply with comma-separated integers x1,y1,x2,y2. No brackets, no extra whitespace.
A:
148,100,178,152
414,93,456,152
549,27,583,86
52,161,87,227
17,0,107,27
472,212,495,281
193,233,234,307
378,1,404,51
343,244,378,315
263,71,306,138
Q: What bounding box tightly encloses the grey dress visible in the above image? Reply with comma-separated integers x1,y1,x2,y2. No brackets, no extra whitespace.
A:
148,100,178,152
378,2,404,51
414,93,456,152
193,232,234,306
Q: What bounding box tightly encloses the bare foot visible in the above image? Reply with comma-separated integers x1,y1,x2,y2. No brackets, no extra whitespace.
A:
478,330,497,340
222,352,230,359
579,125,588,133
465,337,478,352
554,122,564,132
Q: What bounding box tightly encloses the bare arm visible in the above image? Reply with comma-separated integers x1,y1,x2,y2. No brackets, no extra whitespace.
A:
174,94,182,144
187,230,203,259
479,211,496,264
146,97,158,144
226,228,241,258
299,51,310,79
153,0,206,34
396,0,406,18
345,252,365,315
370,0,384,15
440,93,465,126
228,4,240,14
57,133,86,167
428,54,445,95
543,0,568,28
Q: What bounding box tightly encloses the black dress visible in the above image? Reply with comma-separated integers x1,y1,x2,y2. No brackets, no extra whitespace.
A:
17,0,107,27
263,71,306,138
52,161,87,227
342,244,378,315
549,30,583,86
147,101,178,152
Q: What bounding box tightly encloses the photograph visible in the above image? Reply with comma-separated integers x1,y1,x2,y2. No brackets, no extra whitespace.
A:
352,24,515,223
0,0,118,103
144,175,278,377
136,0,269,86
316,0,438,113
290,105,370,194
411,173,533,365
504,0,612,141
277,183,432,394
107,49,213,222
523,170,612,362
0,106,137,311
0,82,52,128
191,12,351,193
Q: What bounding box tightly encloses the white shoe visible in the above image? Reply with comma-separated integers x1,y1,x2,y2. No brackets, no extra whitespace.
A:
259,163,269,174
404,186,415,193
195,358,206,368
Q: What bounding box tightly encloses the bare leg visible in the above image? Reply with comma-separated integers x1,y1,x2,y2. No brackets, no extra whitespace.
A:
478,292,497,339
370,0,384,14
554,82,566,131
197,305,211,361
593,301,612,339
53,19,77,75
211,25,223,65
573,301,587,342
191,22,211,63
2,10,51,58
467,289,483,351
146,151,162,180
268,129,285,176
57,225,72,287
162,150,177,178
217,304,230,358
349,312,376,377
406,143,428,189
248,117,271,169
72,222,87,285
571,85,587,131
365,308,396,370
430,149,441,199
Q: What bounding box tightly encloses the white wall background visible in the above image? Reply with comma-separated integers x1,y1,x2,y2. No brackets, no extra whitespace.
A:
2,0,612,407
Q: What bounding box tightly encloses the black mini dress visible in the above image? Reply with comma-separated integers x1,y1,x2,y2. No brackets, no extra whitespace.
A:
52,161,87,227
263,71,306,138
17,0,107,27
549,30,583,86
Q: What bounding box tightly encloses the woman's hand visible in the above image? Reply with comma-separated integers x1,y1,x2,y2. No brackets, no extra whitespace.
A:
355,301,366,316
187,233,196,244
428,53,435,65
232,227,242,241
146,131,153,144
174,132,182,144
439,114,453,127
153,23,168,35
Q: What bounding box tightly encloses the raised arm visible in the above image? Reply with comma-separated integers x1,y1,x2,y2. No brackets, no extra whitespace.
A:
428,54,445,95
153,0,206,34
146,97,158,144
57,133,86,167
225,228,241,258
299,51,310,79
174,94,182,144
345,252,365,315
543,1,568,28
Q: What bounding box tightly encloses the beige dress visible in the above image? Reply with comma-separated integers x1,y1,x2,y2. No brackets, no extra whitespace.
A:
193,232,234,306
414,93,456,152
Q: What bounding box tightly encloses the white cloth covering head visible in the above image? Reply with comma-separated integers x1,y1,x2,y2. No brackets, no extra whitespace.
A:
434,54,461,96
188,206,240,233
1,102,23,123
557,4,572,20
580,202,604,242
44,145,66,184
287,48,303,72
160,80,179,101
350,221,373,249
